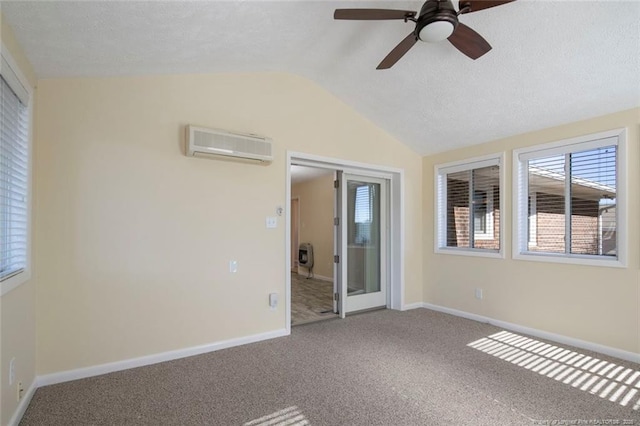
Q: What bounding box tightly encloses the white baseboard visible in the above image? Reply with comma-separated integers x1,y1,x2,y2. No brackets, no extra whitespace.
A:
311,274,332,282
38,328,289,387
294,270,332,282
8,378,37,426
421,302,640,364
401,302,426,311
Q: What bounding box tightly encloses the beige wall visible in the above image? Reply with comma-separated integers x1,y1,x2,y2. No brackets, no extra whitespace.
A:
292,173,334,280
34,72,423,375
423,108,640,354
0,13,38,426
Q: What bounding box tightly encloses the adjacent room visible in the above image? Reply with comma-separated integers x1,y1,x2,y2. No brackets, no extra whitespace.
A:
0,1,639,425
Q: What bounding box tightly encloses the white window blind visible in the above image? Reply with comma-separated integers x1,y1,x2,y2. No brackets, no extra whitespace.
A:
524,145,617,256
435,155,502,256
349,182,378,245
0,71,29,283
513,131,624,266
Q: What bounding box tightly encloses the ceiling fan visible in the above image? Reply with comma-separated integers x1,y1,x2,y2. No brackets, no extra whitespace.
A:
334,0,515,69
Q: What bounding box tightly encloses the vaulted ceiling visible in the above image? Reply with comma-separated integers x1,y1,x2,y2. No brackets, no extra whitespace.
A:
2,0,639,155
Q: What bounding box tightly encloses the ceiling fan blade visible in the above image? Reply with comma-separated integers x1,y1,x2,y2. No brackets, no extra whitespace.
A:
448,23,491,60
458,0,515,14
377,32,418,70
334,9,416,20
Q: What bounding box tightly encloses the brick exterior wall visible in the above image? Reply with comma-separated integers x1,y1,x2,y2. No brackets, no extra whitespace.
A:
446,178,500,250
529,192,608,255
444,178,615,256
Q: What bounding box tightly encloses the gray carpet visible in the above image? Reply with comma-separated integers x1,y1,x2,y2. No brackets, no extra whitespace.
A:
20,309,640,425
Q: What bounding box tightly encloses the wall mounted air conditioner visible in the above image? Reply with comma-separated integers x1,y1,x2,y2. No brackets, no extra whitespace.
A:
186,125,273,163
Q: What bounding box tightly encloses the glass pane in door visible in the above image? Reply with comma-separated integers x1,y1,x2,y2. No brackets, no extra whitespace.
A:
346,180,381,295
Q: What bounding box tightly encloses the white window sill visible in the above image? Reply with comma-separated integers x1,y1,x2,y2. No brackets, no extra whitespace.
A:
0,270,30,297
513,252,625,268
435,247,504,259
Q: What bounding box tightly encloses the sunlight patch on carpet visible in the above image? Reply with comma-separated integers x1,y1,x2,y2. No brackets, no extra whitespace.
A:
244,406,310,426
468,331,640,411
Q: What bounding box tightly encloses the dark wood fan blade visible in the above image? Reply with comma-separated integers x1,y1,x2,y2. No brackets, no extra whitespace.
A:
377,32,418,69
459,0,515,14
334,9,416,20
448,23,491,59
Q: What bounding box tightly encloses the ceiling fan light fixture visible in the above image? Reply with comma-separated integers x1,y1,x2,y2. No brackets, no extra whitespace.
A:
415,0,459,43
418,20,455,42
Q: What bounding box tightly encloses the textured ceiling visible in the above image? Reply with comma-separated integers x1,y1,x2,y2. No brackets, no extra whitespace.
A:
2,0,639,155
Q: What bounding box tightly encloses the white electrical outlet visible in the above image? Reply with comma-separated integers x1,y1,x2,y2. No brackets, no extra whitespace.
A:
9,358,15,385
475,288,483,300
229,260,238,273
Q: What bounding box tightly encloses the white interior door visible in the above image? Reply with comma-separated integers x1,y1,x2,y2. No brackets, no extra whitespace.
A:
339,173,388,314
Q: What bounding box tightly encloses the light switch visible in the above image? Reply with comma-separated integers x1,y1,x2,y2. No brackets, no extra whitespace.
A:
266,217,277,228
269,292,278,309
229,260,238,273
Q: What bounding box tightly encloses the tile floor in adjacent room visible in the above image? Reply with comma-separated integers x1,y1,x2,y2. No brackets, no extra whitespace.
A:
291,272,337,325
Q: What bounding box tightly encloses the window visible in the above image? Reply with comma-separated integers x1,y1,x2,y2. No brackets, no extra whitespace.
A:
513,129,626,267
435,154,503,257
349,182,377,245
1,48,32,295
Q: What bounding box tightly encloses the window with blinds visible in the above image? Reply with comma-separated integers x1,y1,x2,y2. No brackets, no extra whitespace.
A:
1,55,31,291
514,130,625,266
348,181,379,246
435,155,503,257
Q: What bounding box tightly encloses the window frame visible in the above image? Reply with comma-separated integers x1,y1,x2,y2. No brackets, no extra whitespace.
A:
434,152,505,259
0,43,33,296
512,128,627,268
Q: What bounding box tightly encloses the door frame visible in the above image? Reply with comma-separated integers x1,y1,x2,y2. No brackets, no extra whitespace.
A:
285,151,405,333
340,173,389,315
290,197,300,272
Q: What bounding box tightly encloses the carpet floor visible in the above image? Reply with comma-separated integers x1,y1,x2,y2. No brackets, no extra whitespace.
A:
20,309,640,425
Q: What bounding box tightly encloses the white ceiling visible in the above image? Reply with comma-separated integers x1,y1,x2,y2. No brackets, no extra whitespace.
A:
2,0,639,155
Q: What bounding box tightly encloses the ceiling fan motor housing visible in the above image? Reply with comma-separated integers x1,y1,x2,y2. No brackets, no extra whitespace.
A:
416,0,459,42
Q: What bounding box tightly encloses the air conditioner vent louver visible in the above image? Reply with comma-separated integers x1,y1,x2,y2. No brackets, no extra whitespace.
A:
186,125,273,163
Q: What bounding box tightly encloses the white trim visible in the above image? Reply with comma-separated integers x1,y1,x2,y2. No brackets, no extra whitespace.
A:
38,328,288,387
288,151,403,176
342,173,388,313
516,133,620,161
420,303,639,364
513,251,626,268
401,302,425,311
294,272,333,282
286,151,405,325
8,378,37,426
512,128,626,268
0,43,34,297
0,43,32,105
435,247,503,259
434,152,505,258
285,158,293,333
434,152,501,174
311,273,333,282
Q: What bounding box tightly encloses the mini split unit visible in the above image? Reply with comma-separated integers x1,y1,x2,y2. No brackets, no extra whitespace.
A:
186,125,273,163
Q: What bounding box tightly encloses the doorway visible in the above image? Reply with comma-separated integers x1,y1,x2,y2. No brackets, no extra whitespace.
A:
338,173,388,314
290,165,338,326
290,197,299,272
286,152,404,332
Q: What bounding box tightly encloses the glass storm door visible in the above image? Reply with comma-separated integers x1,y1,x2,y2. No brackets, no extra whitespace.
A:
337,173,388,314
